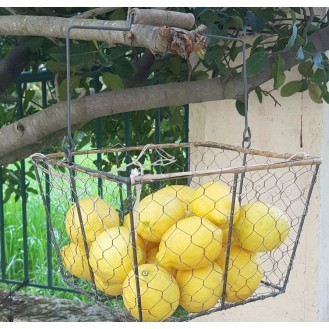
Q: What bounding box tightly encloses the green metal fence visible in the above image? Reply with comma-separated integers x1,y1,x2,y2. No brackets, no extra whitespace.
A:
0,70,189,296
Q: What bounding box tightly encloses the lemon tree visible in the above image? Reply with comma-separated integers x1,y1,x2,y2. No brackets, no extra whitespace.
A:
156,216,223,270
217,245,264,303
89,226,145,283
65,197,120,247
234,202,290,252
61,242,91,280
189,182,240,226
122,264,180,322
136,190,186,242
176,263,223,313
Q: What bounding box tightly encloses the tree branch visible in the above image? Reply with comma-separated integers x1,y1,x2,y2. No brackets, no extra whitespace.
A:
0,76,242,165
1,19,329,165
0,16,206,56
0,37,30,94
75,7,117,19
125,49,155,88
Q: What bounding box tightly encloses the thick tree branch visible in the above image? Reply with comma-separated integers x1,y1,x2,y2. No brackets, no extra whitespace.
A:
0,77,242,165
1,20,329,165
0,37,30,94
125,49,155,88
0,16,205,56
75,7,117,19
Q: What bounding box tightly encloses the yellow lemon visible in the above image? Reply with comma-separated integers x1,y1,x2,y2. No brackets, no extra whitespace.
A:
217,245,264,303
94,274,122,296
234,202,290,252
61,242,92,280
156,216,223,270
65,197,120,247
146,246,176,276
123,212,158,255
89,226,145,283
189,182,240,226
160,185,195,212
220,223,239,246
176,263,223,313
136,190,186,242
122,264,180,322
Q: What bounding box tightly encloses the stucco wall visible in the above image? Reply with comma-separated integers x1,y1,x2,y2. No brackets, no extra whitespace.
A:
189,67,328,321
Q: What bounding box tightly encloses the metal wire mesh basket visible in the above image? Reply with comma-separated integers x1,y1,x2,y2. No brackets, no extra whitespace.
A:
31,141,321,322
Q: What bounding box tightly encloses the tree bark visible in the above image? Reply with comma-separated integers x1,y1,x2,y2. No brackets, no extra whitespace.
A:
0,20,329,165
0,16,205,56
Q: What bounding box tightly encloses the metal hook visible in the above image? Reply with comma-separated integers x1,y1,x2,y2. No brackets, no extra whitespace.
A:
63,11,135,161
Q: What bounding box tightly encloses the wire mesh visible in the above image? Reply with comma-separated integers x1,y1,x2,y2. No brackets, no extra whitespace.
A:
31,141,321,322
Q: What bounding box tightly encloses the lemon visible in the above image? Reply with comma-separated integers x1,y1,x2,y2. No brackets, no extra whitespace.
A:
136,190,186,242
176,263,223,313
89,226,145,283
123,212,158,253
146,246,176,276
61,242,91,280
189,182,240,226
122,264,180,322
160,185,195,212
234,202,290,252
65,197,120,247
217,245,264,303
94,274,122,296
220,223,239,246
156,216,223,270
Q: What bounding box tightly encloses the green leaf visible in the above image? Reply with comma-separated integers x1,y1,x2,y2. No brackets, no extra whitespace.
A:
251,35,270,51
311,69,326,84
102,72,124,90
309,82,323,104
235,100,246,117
230,15,244,29
298,61,314,77
246,49,269,77
191,71,209,81
25,37,44,53
280,80,304,97
169,57,182,76
59,76,81,101
323,91,329,104
50,43,96,71
111,57,135,79
272,55,286,89
255,86,263,103
45,60,67,73
289,9,297,23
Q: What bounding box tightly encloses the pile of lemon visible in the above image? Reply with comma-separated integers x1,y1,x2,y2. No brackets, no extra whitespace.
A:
61,182,290,322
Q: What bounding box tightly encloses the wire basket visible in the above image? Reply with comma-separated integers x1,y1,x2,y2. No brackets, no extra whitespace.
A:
31,141,321,322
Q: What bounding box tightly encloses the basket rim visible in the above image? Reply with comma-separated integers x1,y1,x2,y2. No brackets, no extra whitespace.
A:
30,141,322,185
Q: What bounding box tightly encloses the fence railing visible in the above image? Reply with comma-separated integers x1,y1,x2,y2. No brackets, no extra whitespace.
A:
0,70,189,296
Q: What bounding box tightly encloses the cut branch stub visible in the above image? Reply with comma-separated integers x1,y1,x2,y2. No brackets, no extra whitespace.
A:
131,8,195,29
158,24,207,59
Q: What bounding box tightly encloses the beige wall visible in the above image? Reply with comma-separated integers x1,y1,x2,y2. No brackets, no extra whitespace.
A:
189,67,328,321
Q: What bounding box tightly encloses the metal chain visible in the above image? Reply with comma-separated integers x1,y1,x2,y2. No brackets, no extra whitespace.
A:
204,34,251,149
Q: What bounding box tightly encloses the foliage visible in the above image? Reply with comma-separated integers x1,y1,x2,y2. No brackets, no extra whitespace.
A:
1,7,329,199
